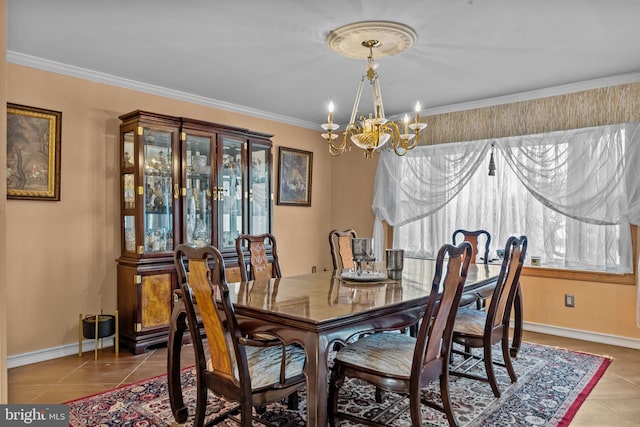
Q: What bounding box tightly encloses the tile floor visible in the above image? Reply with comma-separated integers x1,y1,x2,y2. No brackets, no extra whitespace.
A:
7,331,640,426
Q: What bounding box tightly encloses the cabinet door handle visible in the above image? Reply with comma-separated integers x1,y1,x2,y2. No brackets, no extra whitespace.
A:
173,184,179,199
249,189,254,201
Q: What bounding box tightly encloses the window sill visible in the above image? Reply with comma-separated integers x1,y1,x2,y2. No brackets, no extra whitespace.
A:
521,265,635,285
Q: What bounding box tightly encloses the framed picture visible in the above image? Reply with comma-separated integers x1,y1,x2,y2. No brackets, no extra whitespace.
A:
6,103,62,201
277,146,312,206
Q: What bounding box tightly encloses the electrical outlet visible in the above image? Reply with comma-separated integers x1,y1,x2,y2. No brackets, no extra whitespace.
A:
312,266,317,273
564,294,575,307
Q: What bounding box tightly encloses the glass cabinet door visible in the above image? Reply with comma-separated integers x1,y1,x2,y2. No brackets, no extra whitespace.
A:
142,128,174,254
183,133,213,247
249,142,271,235
219,136,245,251
121,130,137,255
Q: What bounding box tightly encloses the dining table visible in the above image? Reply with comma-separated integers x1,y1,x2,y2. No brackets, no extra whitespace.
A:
167,257,521,427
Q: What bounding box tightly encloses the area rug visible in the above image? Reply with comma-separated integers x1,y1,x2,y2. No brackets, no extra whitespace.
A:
66,342,611,426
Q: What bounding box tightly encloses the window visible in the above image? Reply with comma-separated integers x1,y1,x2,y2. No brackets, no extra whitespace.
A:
395,149,632,273
373,123,640,276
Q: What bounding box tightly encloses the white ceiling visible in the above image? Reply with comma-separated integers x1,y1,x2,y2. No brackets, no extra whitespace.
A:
7,0,640,129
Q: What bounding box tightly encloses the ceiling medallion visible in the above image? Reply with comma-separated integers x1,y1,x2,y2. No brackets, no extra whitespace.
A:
326,21,417,60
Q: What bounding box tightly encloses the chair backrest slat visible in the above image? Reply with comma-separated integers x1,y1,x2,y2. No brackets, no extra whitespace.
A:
489,236,527,330
329,229,357,270
186,258,234,377
249,240,272,280
416,242,472,369
452,229,491,264
236,233,282,281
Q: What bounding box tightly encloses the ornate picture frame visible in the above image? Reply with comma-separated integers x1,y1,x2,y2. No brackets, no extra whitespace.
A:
277,146,312,206
6,103,62,201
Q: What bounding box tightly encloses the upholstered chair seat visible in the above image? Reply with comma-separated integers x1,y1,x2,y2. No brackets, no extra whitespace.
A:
451,308,487,337
333,332,415,380
208,335,306,389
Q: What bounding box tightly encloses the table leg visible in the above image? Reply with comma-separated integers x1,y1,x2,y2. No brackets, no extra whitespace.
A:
510,283,523,358
167,299,189,423
300,333,331,427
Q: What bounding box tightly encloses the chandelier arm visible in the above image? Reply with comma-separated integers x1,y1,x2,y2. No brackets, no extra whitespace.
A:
405,135,419,151
392,139,407,156
326,130,348,155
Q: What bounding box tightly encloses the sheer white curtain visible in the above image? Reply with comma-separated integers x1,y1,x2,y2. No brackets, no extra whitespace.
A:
393,149,631,272
372,139,491,258
371,122,640,325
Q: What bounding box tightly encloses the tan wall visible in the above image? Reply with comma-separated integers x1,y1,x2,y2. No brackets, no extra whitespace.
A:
521,277,640,338
1,0,9,403
329,151,378,240
5,64,331,355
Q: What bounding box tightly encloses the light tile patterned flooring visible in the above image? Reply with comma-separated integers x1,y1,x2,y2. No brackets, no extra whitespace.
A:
7,331,640,426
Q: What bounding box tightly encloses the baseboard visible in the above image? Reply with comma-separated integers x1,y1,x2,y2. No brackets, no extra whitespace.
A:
7,322,640,368
7,338,115,369
518,321,640,350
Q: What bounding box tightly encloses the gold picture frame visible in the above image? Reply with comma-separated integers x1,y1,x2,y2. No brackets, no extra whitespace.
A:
6,103,62,200
277,146,312,206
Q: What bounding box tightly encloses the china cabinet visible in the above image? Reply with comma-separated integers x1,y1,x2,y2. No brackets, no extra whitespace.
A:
117,111,274,353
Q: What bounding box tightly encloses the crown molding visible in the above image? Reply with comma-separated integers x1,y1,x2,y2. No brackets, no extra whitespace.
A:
8,50,640,127
6,50,318,130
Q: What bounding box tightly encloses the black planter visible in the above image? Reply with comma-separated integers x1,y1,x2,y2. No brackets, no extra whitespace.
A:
82,314,116,339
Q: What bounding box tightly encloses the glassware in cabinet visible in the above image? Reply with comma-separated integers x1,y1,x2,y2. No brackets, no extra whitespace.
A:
219,136,245,251
183,133,213,248
143,129,175,254
249,142,272,235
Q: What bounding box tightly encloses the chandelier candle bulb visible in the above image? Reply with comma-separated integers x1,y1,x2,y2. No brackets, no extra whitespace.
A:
415,101,421,123
404,114,409,134
328,102,334,124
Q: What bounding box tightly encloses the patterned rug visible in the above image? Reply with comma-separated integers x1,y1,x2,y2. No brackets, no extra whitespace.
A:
66,342,611,426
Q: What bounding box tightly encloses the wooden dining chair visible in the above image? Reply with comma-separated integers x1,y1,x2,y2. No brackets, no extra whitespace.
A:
452,229,492,308
329,229,357,271
452,229,491,264
173,244,306,427
328,241,473,427
236,233,282,281
450,235,527,398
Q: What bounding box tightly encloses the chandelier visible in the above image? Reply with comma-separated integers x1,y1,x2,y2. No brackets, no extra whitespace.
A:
321,23,427,158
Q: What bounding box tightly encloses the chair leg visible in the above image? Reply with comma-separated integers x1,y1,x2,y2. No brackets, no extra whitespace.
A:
328,364,345,427
240,398,253,427
193,376,208,427
375,387,384,403
483,343,501,397
439,371,458,427
409,384,423,427
502,333,518,383
287,392,299,410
